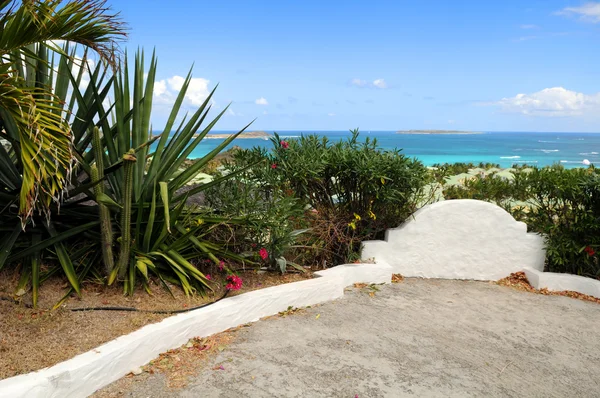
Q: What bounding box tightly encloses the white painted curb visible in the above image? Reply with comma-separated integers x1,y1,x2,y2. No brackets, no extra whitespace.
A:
0,262,393,398
524,267,600,299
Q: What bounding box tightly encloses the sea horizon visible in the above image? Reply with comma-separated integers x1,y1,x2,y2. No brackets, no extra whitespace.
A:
155,130,600,169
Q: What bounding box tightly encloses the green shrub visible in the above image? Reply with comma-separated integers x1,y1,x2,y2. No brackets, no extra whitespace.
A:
232,130,430,265
520,167,600,278
204,152,308,273
431,162,501,183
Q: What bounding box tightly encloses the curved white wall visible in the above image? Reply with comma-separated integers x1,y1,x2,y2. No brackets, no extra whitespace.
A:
361,200,546,280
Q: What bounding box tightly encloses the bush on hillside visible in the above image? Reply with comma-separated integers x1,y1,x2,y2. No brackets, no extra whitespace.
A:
215,130,430,266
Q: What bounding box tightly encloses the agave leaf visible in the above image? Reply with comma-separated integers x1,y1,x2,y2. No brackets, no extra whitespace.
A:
0,223,21,271
45,222,80,296
96,192,122,210
159,181,170,233
8,221,99,263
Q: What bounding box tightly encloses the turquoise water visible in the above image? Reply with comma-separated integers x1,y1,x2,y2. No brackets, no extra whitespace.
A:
180,131,600,169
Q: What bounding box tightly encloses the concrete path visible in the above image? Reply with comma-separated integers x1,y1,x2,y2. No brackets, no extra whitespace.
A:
95,279,600,397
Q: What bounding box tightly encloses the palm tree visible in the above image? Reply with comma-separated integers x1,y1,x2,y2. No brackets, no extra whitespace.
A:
0,0,126,223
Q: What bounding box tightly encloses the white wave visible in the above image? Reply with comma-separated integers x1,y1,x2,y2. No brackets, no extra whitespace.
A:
500,156,521,159
534,149,559,153
512,160,538,163
538,140,560,143
279,135,300,138
560,160,586,164
593,152,599,155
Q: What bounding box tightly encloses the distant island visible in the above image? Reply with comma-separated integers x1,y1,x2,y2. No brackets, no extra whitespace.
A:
396,130,483,135
204,131,272,139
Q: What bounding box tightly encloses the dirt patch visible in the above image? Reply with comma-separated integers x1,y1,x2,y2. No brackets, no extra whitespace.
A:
497,271,600,304
0,268,311,380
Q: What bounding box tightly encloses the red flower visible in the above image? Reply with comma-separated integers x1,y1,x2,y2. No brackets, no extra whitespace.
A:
271,163,277,169
206,274,211,280
585,246,596,256
218,261,225,272
225,274,243,290
259,247,268,260
280,140,289,149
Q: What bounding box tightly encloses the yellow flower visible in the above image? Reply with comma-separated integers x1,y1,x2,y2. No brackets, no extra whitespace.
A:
380,177,386,185
348,221,356,230
196,218,204,226
354,213,361,221
368,210,376,220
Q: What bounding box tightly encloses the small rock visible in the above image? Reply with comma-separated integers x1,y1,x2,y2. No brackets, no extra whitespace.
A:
131,367,143,376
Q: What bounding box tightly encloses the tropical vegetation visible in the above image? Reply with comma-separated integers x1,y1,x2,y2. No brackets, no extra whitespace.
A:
1,0,598,313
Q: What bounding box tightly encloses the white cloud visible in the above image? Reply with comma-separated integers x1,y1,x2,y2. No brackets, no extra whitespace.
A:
513,36,538,42
491,87,600,117
520,24,539,29
351,78,389,89
328,113,336,117
255,97,269,105
185,78,210,105
373,79,387,89
154,75,211,106
226,108,243,117
557,2,600,23
71,56,95,89
351,78,367,87
154,79,167,97
167,75,185,91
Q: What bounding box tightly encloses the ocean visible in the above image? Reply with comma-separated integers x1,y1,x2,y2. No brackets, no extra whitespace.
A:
181,131,600,169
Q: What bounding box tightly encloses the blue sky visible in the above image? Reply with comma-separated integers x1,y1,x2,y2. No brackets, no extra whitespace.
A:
111,0,600,132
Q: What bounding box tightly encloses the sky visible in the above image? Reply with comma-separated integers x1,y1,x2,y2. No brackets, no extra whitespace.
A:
109,0,600,132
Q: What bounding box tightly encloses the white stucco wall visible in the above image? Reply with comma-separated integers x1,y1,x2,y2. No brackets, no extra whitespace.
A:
0,262,392,398
524,267,600,299
361,200,546,280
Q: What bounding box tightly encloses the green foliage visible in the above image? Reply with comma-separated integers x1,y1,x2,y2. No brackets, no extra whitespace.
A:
226,130,430,265
519,167,600,277
91,127,114,277
0,0,125,222
431,162,501,183
1,44,253,303
204,149,308,273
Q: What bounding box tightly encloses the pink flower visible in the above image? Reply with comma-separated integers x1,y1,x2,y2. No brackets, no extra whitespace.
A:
225,275,243,290
271,163,277,169
219,365,225,370
206,274,211,280
280,140,289,149
259,247,268,260
218,261,225,272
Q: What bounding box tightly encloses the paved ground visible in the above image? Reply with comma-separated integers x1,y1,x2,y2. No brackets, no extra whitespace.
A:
95,279,600,398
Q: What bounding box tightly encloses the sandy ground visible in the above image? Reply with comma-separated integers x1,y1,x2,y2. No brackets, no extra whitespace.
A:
94,278,600,398
0,270,309,379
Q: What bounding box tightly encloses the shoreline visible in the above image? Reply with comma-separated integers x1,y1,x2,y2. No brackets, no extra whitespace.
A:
203,131,272,139
396,130,483,135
